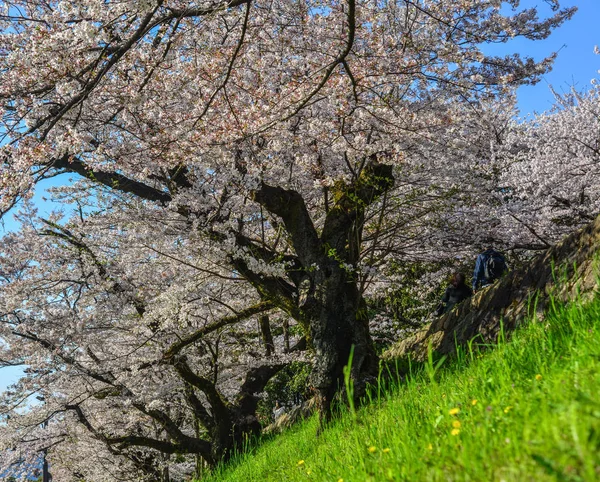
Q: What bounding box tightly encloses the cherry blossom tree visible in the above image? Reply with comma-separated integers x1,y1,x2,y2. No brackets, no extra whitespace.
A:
0,0,577,477
421,79,600,256
497,83,600,249
0,202,307,480
371,73,600,319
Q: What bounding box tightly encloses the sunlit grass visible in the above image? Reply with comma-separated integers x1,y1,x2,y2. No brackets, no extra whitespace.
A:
204,295,600,481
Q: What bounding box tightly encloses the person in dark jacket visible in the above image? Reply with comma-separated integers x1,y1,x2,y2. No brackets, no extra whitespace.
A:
472,247,507,292
436,272,473,316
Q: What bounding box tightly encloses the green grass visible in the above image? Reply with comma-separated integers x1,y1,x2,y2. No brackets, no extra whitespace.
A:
204,295,600,482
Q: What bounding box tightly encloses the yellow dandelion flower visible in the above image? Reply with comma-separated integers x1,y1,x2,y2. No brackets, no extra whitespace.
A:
297,460,305,466
338,479,344,482
449,407,460,415
367,446,377,453
471,399,478,406
382,448,391,453
535,374,542,381
426,443,433,451
504,406,513,414
452,420,461,428
451,428,460,436
307,470,312,475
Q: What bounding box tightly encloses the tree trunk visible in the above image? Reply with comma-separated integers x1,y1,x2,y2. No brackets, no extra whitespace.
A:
259,315,274,356
303,260,379,424
250,159,394,424
283,318,290,352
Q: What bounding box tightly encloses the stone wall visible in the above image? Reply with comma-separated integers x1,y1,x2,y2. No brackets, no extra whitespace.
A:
384,215,600,362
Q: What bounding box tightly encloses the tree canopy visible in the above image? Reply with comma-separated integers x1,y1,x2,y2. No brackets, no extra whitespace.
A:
1,1,593,480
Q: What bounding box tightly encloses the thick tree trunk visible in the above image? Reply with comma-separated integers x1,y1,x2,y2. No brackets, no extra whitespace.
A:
308,264,379,421
250,159,394,424
308,161,392,422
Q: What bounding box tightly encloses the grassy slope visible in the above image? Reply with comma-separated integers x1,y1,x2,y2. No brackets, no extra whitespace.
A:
205,296,600,482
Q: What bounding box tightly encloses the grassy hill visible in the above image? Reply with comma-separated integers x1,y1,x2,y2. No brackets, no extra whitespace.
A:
203,293,600,482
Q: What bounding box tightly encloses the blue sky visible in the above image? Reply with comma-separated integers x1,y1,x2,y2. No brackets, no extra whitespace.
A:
502,0,599,116
1,0,598,393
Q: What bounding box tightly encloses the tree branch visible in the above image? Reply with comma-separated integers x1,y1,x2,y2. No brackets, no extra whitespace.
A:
229,257,302,321
170,357,231,423
251,183,321,267
51,155,172,204
40,218,146,316
163,301,274,359
165,0,251,19
183,384,215,432
12,330,119,388
67,402,213,460
236,363,286,415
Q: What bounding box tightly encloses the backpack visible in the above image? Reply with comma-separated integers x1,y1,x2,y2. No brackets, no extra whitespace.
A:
483,251,505,281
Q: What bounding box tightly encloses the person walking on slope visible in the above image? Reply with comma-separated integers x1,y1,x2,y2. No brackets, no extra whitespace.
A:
436,272,473,316
472,247,507,293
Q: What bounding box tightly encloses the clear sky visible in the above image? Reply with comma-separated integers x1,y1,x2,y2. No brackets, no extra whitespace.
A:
0,0,598,393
